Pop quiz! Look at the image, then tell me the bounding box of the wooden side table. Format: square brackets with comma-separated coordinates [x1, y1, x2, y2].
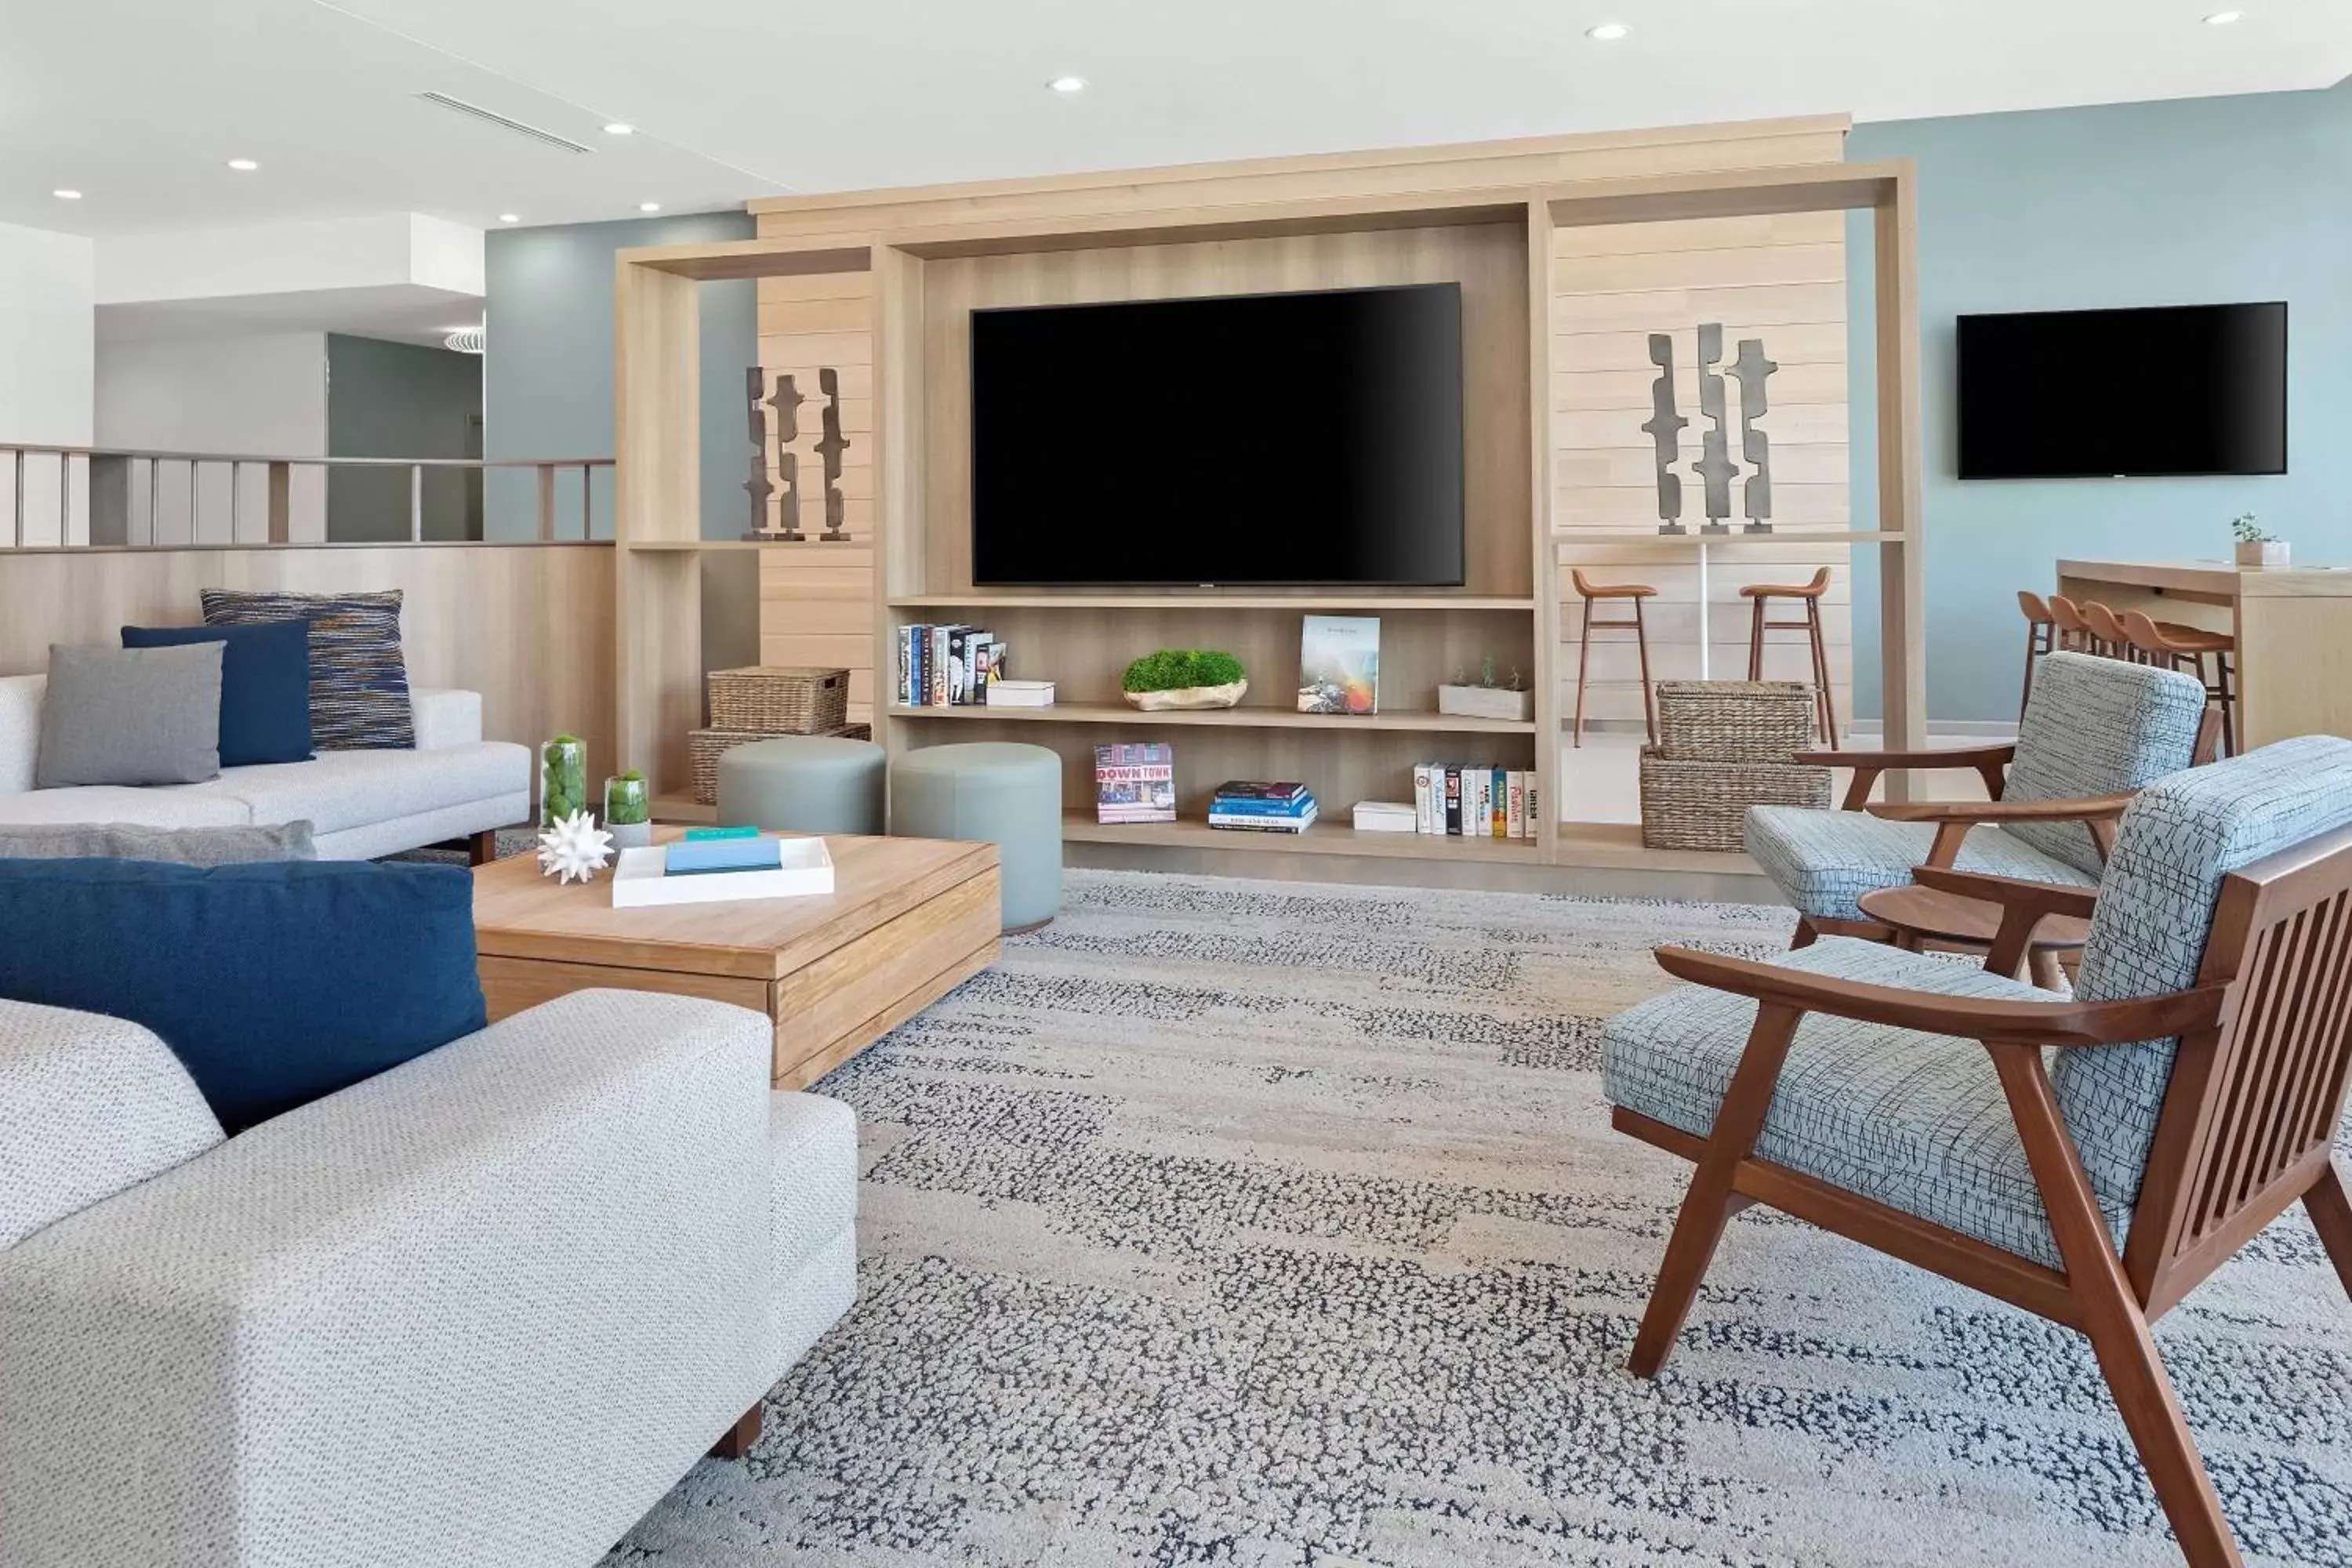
[1857, 883, 2090, 991]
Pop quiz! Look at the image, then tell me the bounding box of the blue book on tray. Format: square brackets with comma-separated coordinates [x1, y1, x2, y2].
[664, 837, 784, 876]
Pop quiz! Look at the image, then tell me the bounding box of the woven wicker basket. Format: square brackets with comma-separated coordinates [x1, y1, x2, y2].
[1654, 681, 1817, 762]
[706, 666, 850, 735]
[1639, 749, 1830, 851]
[688, 722, 873, 807]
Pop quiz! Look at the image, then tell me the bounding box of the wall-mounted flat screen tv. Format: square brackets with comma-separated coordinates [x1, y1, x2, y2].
[1957, 302, 2287, 479]
[971, 283, 1465, 586]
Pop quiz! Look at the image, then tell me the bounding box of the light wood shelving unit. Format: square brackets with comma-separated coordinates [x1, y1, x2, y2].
[613, 156, 1924, 885]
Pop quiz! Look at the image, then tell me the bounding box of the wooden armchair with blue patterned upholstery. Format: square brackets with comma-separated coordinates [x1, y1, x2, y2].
[1605, 735, 2352, 1568]
[1745, 651, 2220, 946]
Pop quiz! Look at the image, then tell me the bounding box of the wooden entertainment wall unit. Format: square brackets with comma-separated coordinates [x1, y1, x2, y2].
[615, 116, 1925, 888]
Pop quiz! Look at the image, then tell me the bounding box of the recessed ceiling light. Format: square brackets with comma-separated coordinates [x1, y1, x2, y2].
[2203, 9, 2243, 20]
[604, 122, 634, 136]
[498, 212, 521, 223]
[1587, 21, 1631, 39]
[1047, 75, 1088, 94]
[52, 188, 82, 201]
[638, 201, 662, 212]
[227, 158, 260, 171]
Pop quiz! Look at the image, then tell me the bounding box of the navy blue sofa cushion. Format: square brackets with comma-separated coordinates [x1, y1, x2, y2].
[0, 858, 485, 1132]
[122, 619, 313, 767]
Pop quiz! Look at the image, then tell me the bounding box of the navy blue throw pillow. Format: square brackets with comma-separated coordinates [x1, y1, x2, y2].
[122, 619, 313, 767]
[0, 858, 485, 1132]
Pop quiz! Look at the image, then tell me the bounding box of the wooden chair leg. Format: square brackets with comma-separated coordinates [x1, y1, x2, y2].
[1633, 596, 1657, 746]
[1747, 595, 1766, 681]
[2018, 622, 2041, 724]
[2216, 654, 2238, 759]
[710, 1403, 763, 1459]
[1789, 915, 1820, 950]
[2305, 1161, 2352, 1301]
[1807, 597, 1838, 750]
[1630, 1003, 1803, 1377]
[1993, 1049, 2246, 1568]
[1573, 597, 1594, 747]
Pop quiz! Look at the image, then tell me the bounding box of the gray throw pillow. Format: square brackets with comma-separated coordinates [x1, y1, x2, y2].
[0, 821, 317, 866]
[34, 643, 225, 788]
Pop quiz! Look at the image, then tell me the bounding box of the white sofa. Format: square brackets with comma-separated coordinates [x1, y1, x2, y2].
[0, 987, 858, 1568]
[0, 673, 529, 859]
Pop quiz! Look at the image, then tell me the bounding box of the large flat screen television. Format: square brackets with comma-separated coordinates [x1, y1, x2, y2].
[971, 283, 1465, 586]
[1957, 302, 2287, 479]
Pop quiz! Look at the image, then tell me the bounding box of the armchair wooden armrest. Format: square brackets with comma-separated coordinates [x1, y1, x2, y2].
[1650, 945, 2224, 1049]
[1804, 743, 2016, 812]
[1862, 789, 2137, 869]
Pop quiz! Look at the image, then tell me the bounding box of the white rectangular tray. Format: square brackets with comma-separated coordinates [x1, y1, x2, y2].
[610, 837, 835, 908]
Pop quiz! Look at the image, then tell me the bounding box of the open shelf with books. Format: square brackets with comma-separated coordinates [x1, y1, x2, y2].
[884, 702, 1537, 735]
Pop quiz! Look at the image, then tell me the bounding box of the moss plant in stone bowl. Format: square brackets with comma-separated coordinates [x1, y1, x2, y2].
[1121, 649, 1248, 712]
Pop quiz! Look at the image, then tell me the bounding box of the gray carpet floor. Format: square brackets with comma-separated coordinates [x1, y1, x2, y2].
[594, 869, 2350, 1566]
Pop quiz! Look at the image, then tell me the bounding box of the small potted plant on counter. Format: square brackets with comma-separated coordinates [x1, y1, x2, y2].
[604, 769, 652, 849]
[1438, 655, 1534, 723]
[2234, 514, 2289, 569]
[1121, 649, 1248, 711]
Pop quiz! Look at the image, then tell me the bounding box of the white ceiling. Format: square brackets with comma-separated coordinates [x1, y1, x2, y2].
[3, 0, 2348, 240]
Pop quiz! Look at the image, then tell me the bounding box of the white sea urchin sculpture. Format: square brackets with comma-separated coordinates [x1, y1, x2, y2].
[537, 809, 615, 884]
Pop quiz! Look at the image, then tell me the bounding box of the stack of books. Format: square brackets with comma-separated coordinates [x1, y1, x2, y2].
[1410, 764, 1540, 840]
[895, 623, 1007, 707]
[1094, 742, 1175, 824]
[1209, 781, 1317, 833]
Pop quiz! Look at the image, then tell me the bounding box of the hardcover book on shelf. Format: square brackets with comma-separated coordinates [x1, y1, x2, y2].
[1413, 764, 1436, 836]
[1296, 615, 1381, 715]
[1209, 779, 1316, 833]
[1094, 742, 1175, 824]
[1210, 780, 1312, 804]
[1208, 801, 1317, 831]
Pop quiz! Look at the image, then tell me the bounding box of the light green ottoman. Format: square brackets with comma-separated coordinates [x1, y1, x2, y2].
[716, 735, 886, 837]
[889, 742, 1062, 931]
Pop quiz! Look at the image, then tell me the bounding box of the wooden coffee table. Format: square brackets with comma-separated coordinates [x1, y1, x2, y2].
[1857, 882, 2089, 991]
[473, 829, 1001, 1087]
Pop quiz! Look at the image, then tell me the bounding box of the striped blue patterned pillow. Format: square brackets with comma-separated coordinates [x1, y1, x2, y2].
[200, 589, 413, 750]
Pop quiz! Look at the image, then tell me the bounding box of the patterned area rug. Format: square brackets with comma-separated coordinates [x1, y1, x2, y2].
[606, 870, 2351, 1567]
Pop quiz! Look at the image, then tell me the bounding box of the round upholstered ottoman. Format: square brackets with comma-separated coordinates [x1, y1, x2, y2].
[889, 742, 1062, 931]
[716, 735, 887, 837]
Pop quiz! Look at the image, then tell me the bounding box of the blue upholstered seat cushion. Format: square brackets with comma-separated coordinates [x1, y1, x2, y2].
[2056, 735, 2352, 1203]
[0, 858, 484, 1132]
[122, 618, 313, 767]
[1604, 937, 2128, 1269]
[1744, 807, 2096, 924]
[1742, 653, 2206, 923]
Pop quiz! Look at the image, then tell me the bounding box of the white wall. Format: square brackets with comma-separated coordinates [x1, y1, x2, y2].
[0, 220, 96, 546]
[94, 332, 329, 542]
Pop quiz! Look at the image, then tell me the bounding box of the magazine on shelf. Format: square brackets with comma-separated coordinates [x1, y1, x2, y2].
[1296, 615, 1381, 715]
[1094, 742, 1175, 824]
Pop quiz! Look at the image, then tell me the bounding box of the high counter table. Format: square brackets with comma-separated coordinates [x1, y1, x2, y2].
[2056, 558, 2352, 748]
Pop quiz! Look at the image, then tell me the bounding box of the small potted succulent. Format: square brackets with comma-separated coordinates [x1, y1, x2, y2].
[2233, 514, 2288, 569]
[539, 735, 586, 829]
[1121, 649, 1248, 711]
[1437, 655, 1534, 723]
[603, 768, 652, 849]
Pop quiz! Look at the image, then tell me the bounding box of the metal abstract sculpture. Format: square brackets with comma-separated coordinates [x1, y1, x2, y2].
[767, 373, 806, 542]
[1641, 333, 1689, 534]
[815, 368, 851, 543]
[1690, 323, 1737, 534]
[742, 367, 775, 539]
[1731, 337, 1778, 533]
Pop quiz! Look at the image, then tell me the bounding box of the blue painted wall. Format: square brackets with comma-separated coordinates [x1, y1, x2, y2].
[1846, 78, 2352, 723]
[481, 210, 756, 542]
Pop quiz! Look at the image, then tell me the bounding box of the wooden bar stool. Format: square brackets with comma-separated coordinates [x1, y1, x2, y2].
[1570, 568, 1658, 747]
[2079, 601, 2136, 661]
[2016, 590, 2057, 721]
[2118, 609, 2238, 757]
[2048, 593, 2100, 655]
[1741, 565, 1838, 748]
